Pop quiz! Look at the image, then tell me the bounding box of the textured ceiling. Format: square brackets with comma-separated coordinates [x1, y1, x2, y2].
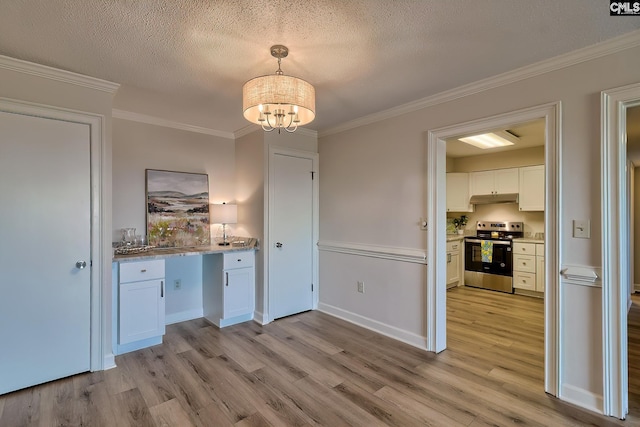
[0, 1, 638, 134]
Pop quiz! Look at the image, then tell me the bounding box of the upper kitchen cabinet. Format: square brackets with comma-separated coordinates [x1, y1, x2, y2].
[446, 172, 473, 212]
[518, 165, 545, 211]
[469, 168, 519, 196]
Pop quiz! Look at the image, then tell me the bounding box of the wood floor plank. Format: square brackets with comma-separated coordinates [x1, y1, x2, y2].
[149, 398, 196, 427]
[373, 385, 468, 427]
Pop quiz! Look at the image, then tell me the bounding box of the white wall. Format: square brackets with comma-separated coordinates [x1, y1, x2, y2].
[318, 43, 640, 411]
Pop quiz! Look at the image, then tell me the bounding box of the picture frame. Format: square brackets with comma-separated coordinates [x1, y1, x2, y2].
[145, 169, 210, 248]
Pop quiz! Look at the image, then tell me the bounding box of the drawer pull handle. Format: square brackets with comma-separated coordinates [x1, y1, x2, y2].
[225, 272, 229, 286]
[141, 269, 147, 273]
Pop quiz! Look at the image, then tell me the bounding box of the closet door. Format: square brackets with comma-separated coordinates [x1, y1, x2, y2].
[0, 111, 91, 394]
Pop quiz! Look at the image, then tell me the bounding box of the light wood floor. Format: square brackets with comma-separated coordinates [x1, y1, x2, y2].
[1, 287, 639, 426]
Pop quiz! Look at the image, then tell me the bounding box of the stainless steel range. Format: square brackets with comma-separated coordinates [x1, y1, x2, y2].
[464, 221, 524, 293]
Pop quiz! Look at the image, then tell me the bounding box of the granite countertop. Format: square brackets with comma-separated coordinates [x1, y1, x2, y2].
[113, 237, 259, 262]
[446, 234, 465, 242]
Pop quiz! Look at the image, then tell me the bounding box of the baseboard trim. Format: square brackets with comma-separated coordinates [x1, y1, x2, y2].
[102, 353, 116, 370]
[318, 240, 426, 264]
[318, 302, 428, 350]
[165, 308, 204, 325]
[560, 383, 604, 415]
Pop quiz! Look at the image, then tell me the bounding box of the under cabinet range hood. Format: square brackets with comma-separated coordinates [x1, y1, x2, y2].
[469, 193, 519, 205]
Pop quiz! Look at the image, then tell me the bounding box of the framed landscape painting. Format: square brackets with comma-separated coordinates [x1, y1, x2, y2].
[146, 169, 210, 247]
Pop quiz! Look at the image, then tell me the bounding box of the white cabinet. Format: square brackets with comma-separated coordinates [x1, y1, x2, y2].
[513, 242, 544, 294]
[446, 173, 473, 212]
[203, 250, 255, 328]
[118, 259, 165, 345]
[469, 168, 519, 196]
[519, 165, 545, 211]
[446, 240, 463, 288]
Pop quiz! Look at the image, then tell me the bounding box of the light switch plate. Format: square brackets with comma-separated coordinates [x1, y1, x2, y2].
[573, 219, 590, 238]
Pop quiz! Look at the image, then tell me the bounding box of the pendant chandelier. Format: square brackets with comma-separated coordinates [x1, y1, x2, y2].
[242, 45, 315, 133]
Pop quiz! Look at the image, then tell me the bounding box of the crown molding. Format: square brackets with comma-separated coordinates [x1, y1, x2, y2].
[320, 29, 640, 138]
[112, 109, 235, 139]
[0, 54, 119, 93]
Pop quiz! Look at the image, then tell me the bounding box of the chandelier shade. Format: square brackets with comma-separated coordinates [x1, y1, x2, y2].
[242, 45, 315, 133]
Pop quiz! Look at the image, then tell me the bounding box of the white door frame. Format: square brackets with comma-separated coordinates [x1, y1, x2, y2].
[263, 145, 319, 323]
[425, 102, 562, 396]
[601, 82, 640, 419]
[0, 97, 109, 371]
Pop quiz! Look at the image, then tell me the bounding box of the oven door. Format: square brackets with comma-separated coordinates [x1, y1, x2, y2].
[464, 238, 513, 276]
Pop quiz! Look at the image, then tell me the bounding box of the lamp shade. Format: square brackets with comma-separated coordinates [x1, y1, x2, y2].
[211, 203, 237, 224]
[243, 74, 316, 126]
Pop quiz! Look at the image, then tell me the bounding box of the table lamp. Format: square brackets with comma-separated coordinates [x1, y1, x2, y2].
[211, 202, 237, 246]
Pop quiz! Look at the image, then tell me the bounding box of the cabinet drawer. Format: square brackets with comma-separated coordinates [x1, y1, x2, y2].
[120, 259, 165, 283]
[513, 254, 536, 273]
[513, 242, 536, 255]
[514, 271, 536, 290]
[446, 241, 461, 252]
[224, 251, 254, 269]
[536, 243, 545, 257]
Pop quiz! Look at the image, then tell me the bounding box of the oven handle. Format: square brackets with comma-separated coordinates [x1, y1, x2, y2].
[465, 238, 512, 245]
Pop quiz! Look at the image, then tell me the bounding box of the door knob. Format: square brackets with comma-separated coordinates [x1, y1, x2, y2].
[75, 261, 87, 269]
[276, 242, 283, 248]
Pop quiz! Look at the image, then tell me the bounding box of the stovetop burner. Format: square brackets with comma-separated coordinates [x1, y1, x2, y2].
[471, 221, 524, 240]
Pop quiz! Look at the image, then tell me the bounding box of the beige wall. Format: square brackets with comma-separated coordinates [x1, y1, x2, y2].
[112, 119, 235, 242]
[318, 44, 640, 408]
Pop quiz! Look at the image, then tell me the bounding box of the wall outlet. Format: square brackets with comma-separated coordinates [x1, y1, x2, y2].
[174, 279, 182, 290]
[357, 281, 365, 293]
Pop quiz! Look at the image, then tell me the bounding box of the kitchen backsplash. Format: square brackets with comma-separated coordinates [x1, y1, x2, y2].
[447, 203, 545, 235]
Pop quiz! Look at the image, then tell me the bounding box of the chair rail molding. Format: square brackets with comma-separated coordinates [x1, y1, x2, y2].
[317, 240, 426, 264]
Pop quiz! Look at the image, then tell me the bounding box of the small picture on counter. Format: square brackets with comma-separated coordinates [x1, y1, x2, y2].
[146, 169, 210, 248]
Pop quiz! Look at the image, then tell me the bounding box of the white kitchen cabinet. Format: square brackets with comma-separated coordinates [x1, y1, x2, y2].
[446, 173, 473, 212]
[446, 240, 463, 288]
[513, 241, 544, 295]
[203, 250, 255, 328]
[519, 165, 545, 211]
[469, 168, 519, 196]
[118, 259, 165, 346]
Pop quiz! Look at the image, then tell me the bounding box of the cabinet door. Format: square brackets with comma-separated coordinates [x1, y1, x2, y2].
[119, 279, 165, 345]
[514, 271, 536, 291]
[446, 173, 473, 212]
[495, 168, 519, 194]
[519, 165, 545, 211]
[446, 251, 460, 286]
[469, 171, 496, 195]
[536, 256, 545, 292]
[224, 268, 253, 319]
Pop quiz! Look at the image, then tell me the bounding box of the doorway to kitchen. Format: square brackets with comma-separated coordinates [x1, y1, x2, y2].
[425, 102, 561, 396]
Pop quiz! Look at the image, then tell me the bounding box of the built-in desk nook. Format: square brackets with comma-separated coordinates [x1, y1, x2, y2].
[111, 239, 258, 355]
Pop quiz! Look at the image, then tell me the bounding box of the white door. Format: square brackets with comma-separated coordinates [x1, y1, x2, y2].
[270, 153, 314, 319]
[0, 111, 91, 394]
